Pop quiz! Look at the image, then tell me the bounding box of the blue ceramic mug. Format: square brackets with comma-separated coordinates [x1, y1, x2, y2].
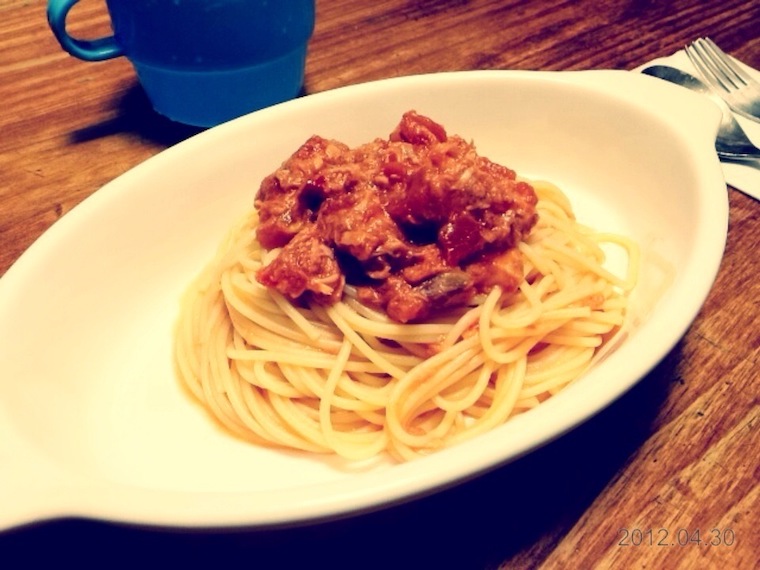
[47, 0, 315, 127]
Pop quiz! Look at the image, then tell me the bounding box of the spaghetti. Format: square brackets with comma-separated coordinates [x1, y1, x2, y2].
[174, 179, 639, 463]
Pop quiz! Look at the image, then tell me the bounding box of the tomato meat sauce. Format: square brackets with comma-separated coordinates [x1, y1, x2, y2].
[254, 111, 538, 323]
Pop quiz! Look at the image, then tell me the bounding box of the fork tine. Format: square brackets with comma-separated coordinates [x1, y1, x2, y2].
[699, 37, 752, 89]
[704, 38, 754, 87]
[685, 42, 724, 90]
[688, 39, 734, 91]
[684, 37, 760, 124]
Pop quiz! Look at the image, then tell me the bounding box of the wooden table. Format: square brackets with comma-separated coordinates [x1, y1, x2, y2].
[1, 1, 758, 568]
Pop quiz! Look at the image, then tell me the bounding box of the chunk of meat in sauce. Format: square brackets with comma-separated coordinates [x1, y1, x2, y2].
[256, 136, 354, 249]
[254, 111, 538, 322]
[257, 227, 344, 302]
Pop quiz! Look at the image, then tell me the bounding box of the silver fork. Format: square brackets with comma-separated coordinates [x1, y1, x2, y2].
[685, 37, 760, 123]
[641, 65, 760, 162]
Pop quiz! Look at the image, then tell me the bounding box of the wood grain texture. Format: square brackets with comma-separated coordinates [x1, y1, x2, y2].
[1, 1, 758, 568]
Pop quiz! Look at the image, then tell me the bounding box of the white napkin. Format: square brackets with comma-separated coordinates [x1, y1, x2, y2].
[635, 50, 760, 201]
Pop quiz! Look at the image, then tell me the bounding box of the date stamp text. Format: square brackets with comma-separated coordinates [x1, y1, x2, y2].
[618, 528, 736, 548]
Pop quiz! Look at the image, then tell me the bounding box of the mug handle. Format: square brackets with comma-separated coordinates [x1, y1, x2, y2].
[47, 0, 123, 61]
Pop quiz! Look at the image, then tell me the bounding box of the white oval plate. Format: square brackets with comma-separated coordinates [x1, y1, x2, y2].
[0, 70, 727, 530]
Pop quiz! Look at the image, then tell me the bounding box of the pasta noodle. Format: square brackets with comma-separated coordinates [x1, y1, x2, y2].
[174, 180, 639, 463]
